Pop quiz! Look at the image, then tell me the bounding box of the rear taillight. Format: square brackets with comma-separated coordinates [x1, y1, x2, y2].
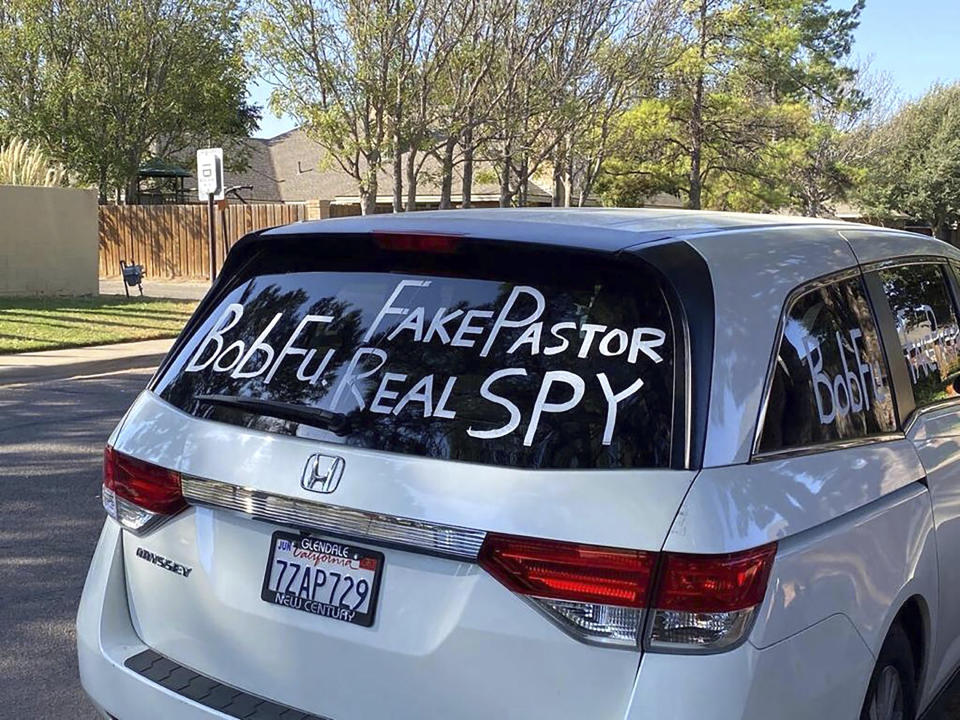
[102, 446, 186, 533]
[646, 544, 777, 652]
[479, 534, 656, 646]
[479, 532, 776, 651]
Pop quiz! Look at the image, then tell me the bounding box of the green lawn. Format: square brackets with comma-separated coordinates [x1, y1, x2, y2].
[0, 296, 198, 353]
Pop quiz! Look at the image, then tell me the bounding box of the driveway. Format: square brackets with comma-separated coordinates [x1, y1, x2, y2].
[0, 368, 153, 719]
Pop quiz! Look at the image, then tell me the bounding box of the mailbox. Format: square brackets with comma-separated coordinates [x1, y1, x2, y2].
[120, 260, 145, 297]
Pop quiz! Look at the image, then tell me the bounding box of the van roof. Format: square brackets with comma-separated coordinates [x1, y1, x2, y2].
[259, 207, 907, 254]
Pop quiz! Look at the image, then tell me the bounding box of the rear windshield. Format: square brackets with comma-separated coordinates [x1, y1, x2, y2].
[154, 249, 680, 469]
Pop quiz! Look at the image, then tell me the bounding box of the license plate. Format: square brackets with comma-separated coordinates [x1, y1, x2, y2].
[260, 530, 383, 627]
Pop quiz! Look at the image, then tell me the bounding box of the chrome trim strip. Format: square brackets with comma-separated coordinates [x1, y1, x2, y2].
[903, 397, 960, 436]
[180, 475, 486, 561]
[858, 254, 950, 273]
[750, 433, 904, 463]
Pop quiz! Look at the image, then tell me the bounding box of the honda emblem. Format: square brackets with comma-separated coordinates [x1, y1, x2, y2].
[301, 454, 346, 494]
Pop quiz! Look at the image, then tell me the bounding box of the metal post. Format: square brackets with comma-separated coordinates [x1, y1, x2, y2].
[220, 202, 229, 264]
[207, 192, 217, 282]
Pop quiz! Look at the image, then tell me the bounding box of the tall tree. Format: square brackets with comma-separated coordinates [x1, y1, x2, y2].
[857, 83, 960, 241]
[403, 0, 498, 211]
[772, 64, 893, 216]
[484, 0, 623, 207]
[598, 0, 863, 210]
[250, 0, 422, 215]
[552, 0, 678, 207]
[0, 0, 257, 202]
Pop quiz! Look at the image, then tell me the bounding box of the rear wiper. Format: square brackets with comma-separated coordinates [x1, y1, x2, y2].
[194, 394, 352, 435]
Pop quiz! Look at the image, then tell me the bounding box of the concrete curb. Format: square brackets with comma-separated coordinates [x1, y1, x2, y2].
[0, 339, 174, 386]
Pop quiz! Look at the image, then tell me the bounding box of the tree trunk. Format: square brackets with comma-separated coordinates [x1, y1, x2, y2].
[439, 135, 457, 209]
[123, 148, 140, 205]
[688, 84, 704, 209]
[360, 171, 378, 215]
[98, 165, 108, 204]
[500, 141, 512, 208]
[360, 151, 380, 215]
[125, 176, 139, 206]
[392, 148, 403, 213]
[579, 155, 601, 207]
[517, 154, 529, 207]
[687, 0, 708, 211]
[405, 150, 418, 212]
[936, 219, 953, 244]
[461, 123, 474, 209]
[552, 145, 564, 207]
[569, 151, 579, 207]
[392, 89, 404, 213]
[359, 188, 375, 215]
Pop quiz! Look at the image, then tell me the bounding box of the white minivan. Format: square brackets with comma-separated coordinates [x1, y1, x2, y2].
[78, 209, 960, 720]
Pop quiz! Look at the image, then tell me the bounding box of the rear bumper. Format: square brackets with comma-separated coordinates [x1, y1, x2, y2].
[77, 520, 215, 719]
[79, 520, 876, 720]
[77, 520, 319, 720]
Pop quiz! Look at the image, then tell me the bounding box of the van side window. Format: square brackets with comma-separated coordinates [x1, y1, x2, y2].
[758, 276, 897, 453]
[878, 263, 960, 407]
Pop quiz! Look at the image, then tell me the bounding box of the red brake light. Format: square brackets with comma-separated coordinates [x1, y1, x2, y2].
[478, 533, 656, 608]
[373, 232, 460, 254]
[103, 446, 186, 515]
[653, 544, 777, 613]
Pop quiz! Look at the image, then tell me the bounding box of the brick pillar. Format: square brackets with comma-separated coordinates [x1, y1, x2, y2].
[305, 199, 331, 220]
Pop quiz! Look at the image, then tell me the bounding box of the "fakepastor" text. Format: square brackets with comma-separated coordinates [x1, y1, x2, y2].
[183, 280, 667, 446]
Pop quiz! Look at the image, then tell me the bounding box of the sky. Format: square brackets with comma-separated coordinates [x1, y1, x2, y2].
[249, 0, 960, 139]
[835, 0, 960, 101]
[250, 80, 293, 139]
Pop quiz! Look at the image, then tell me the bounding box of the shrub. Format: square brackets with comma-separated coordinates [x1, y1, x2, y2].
[0, 138, 67, 186]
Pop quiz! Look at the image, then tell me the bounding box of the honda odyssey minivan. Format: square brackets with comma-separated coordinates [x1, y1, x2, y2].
[78, 208, 960, 720]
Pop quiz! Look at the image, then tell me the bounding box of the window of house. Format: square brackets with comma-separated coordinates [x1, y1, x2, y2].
[758, 275, 897, 454]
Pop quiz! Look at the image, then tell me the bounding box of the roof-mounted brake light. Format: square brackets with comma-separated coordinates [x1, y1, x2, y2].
[373, 232, 460, 254]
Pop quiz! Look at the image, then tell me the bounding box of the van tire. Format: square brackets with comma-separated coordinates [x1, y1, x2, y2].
[861, 622, 917, 720]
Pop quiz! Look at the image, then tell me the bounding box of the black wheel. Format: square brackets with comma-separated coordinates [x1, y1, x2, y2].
[861, 622, 917, 720]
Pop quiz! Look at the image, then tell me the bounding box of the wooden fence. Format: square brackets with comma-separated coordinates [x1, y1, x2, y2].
[99, 203, 307, 279]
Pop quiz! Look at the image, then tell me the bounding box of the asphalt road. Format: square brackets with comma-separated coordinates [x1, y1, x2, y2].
[3, 366, 960, 719]
[0, 368, 152, 719]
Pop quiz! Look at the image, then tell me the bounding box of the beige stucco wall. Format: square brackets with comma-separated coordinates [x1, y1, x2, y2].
[0, 186, 98, 296]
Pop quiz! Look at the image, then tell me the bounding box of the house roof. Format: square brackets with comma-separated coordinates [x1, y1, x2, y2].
[223, 128, 554, 204]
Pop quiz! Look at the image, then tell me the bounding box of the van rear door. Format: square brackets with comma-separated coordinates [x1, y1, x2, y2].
[115, 232, 700, 720]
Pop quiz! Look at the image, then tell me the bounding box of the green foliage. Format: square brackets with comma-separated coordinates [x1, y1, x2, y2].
[0, 0, 258, 201]
[247, 0, 422, 213]
[597, 0, 865, 213]
[857, 84, 960, 239]
[0, 138, 67, 186]
[247, 0, 670, 211]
